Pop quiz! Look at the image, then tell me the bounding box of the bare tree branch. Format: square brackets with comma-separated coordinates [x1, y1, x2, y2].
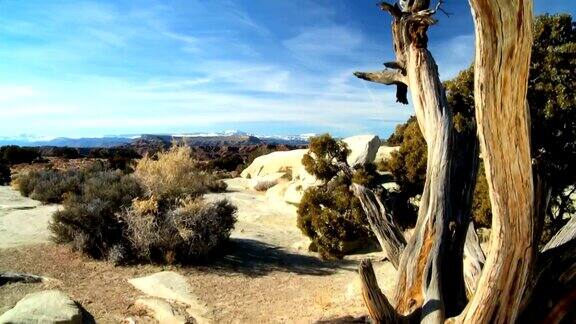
[379, 2, 403, 18]
[354, 70, 408, 104]
[359, 259, 415, 324]
[0, 272, 45, 286]
[352, 184, 407, 268]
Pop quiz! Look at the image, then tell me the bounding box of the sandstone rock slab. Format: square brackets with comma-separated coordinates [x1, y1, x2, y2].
[128, 271, 212, 324]
[0, 290, 82, 324]
[240, 149, 310, 179]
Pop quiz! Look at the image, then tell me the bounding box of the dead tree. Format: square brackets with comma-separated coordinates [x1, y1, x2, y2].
[354, 0, 576, 322]
[452, 0, 535, 322]
[354, 1, 477, 321]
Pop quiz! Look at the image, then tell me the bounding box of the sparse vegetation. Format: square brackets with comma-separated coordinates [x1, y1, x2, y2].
[45, 145, 236, 264]
[88, 147, 141, 173]
[16, 169, 83, 203]
[49, 170, 143, 259]
[13, 161, 109, 203]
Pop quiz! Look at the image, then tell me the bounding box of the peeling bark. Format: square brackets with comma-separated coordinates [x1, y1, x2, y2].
[456, 0, 535, 323]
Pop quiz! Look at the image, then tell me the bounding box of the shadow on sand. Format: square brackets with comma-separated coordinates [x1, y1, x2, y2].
[195, 238, 357, 277]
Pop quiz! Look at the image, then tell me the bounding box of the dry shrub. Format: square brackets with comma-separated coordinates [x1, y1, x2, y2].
[45, 145, 237, 265]
[120, 197, 237, 263]
[15, 169, 84, 203]
[250, 177, 282, 191]
[49, 170, 143, 260]
[135, 145, 227, 201]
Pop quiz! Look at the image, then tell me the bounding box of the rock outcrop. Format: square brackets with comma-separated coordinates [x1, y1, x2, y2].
[0, 290, 82, 324]
[240, 149, 313, 181]
[342, 135, 381, 167]
[241, 135, 394, 205]
[241, 149, 319, 204]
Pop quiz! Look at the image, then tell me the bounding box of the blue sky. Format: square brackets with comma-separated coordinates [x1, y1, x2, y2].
[0, 1, 574, 139]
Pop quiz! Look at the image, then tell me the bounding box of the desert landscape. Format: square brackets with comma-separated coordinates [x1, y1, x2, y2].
[1, 1, 575, 323]
[0, 138, 399, 323]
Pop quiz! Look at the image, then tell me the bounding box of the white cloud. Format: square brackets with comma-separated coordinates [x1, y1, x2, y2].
[284, 25, 364, 56]
[0, 85, 36, 102]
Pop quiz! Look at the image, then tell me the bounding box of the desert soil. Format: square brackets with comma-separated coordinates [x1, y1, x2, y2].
[0, 180, 396, 323]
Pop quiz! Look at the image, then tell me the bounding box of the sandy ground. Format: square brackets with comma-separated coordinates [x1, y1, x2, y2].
[0, 180, 397, 323]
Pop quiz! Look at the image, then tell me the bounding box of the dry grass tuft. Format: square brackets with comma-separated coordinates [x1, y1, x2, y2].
[135, 146, 226, 201]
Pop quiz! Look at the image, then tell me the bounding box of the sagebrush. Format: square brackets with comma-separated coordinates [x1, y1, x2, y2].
[47, 145, 236, 264]
[119, 197, 237, 263]
[135, 145, 227, 201]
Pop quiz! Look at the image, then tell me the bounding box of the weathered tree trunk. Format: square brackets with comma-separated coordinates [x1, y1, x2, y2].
[353, 184, 407, 268]
[454, 0, 535, 323]
[354, 2, 476, 322]
[354, 181, 486, 298]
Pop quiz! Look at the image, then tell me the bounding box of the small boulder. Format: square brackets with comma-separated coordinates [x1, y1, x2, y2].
[342, 135, 381, 166]
[0, 290, 82, 324]
[375, 145, 400, 164]
[241, 149, 311, 179]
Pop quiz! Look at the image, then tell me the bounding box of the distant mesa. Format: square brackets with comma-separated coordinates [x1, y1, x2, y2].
[0, 131, 313, 148]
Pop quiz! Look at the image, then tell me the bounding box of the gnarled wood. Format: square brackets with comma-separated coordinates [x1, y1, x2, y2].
[359, 259, 415, 324]
[353, 71, 408, 104]
[354, 2, 475, 322]
[0, 272, 45, 286]
[457, 0, 535, 323]
[352, 184, 407, 268]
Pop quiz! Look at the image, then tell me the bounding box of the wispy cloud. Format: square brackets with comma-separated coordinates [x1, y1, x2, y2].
[1, 0, 571, 138]
[284, 25, 364, 56]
